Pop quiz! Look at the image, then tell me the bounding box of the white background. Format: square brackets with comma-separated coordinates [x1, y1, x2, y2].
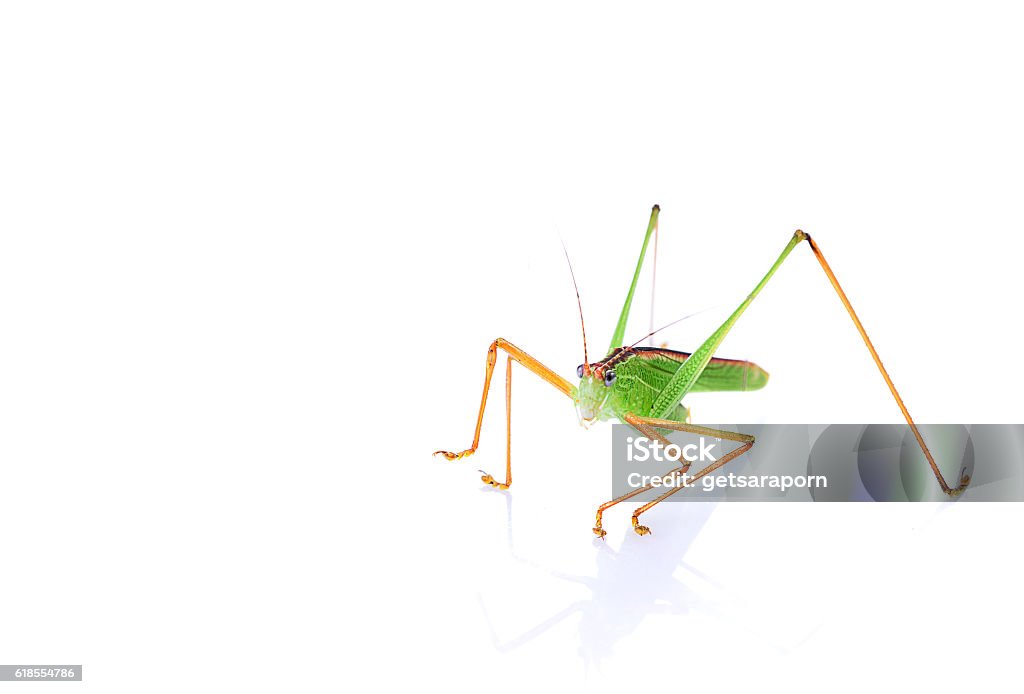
[1, 2, 1023, 692]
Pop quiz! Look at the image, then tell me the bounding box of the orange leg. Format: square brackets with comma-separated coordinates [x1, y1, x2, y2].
[804, 235, 970, 496]
[627, 416, 754, 535]
[479, 357, 513, 489]
[592, 414, 754, 538]
[434, 338, 574, 489]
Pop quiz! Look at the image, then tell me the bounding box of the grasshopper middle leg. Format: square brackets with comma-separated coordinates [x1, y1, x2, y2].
[592, 415, 754, 537]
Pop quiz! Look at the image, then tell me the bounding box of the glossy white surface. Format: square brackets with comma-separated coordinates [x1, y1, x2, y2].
[2, 2, 1022, 692]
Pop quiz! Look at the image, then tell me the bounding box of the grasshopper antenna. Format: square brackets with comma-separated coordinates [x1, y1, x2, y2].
[626, 307, 716, 350]
[561, 241, 591, 376]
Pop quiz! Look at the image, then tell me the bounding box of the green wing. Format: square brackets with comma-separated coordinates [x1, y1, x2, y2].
[630, 347, 769, 393]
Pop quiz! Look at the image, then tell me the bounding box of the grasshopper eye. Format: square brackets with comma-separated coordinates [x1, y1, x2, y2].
[604, 370, 616, 387]
[577, 364, 585, 378]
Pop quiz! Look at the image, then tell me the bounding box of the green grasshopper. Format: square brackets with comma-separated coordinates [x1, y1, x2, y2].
[434, 206, 970, 537]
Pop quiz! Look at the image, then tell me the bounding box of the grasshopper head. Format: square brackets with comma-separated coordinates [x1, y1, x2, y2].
[574, 363, 614, 427]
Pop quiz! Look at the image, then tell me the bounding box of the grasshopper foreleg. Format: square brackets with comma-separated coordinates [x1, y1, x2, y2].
[433, 338, 574, 490]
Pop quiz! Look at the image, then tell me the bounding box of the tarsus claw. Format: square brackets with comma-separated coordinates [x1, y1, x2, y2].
[480, 471, 509, 490]
[433, 449, 472, 461]
[632, 517, 651, 536]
